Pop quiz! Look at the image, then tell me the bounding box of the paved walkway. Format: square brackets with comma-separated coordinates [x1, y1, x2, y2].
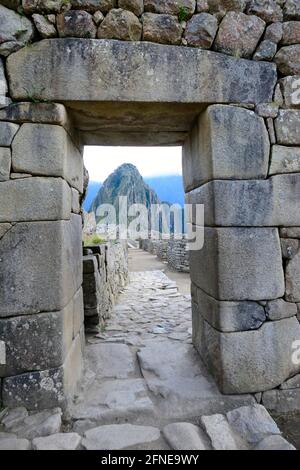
[0, 269, 295, 450]
[69, 270, 293, 450]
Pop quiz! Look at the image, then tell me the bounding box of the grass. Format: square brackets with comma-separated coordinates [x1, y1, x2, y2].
[83, 234, 106, 246]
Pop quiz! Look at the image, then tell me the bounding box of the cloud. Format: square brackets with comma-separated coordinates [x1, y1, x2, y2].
[83, 146, 182, 182]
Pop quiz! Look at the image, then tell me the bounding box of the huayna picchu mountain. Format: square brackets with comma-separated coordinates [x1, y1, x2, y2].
[89, 164, 161, 221]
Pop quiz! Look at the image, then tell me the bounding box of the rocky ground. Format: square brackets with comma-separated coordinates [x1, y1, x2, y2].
[0, 264, 296, 450]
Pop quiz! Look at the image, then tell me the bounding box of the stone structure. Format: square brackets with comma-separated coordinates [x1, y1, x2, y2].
[0, 1, 300, 412]
[140, 237, 190, 273]
[83, 241, 128, 329]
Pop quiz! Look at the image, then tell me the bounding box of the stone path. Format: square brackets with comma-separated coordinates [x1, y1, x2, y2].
[0, 270, 295, 450]
[70, 271, 295, 450]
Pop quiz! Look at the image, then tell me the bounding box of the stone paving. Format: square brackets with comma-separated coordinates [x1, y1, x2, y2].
[70, 270, 295, 450]
[0, 270, 296, 450]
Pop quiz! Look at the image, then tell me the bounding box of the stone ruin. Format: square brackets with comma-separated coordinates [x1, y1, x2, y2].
[0, 0, 300, 415]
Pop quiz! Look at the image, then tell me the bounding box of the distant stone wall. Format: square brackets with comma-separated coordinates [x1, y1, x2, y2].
[82, 241, 128, 329]
[167, 239, 190, 273]
[140, 237, 190, 273]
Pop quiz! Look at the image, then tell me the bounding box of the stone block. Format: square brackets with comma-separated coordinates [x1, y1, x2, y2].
[142, 13, 182, 45]
[97, 8, 142, 41]
[270, 145, 300, 175]
[32, 13, 57, 39]
[193, 312, 300, 393]
[162, 422, 209, 450]
[0, 215, 83, 316]
[182, 105, 269, 192]
[7, 39, 277, 105]
[71, 188, 80, 214]
[280, 373, 300, 390]
[32, 432, 82, 450]
[12, 123, 83, 192]
[144, 0, 195, 16]
[0, 5, 34, 57]
[275, 109, 300, 145]
[119, 0, 144, 17]
[280, 227, 300, 238]
[285, 249, 300, 301]
[0, 301, 74, 377]
[254, 435, 295, 450]
[70, 0, 116, 14]
[262, 388, 300, 413]
[83, 255, 98, 274]
[0, 147, 11, 181]
[0, 102, 70, 127]
[266, 299, 297, 320]
[194, 285, 266, 332]
[226, 404, 280, 444]
[0, 58, 7, 105]
[185, 174, 300, 227]
[284, 0, 300, 20]
[73, 288, 84, 339]
[184, 13, 217, 48]
[253, 40, 277, 61]
[280, 75, 300, 108]
[282, 21, 300, 45]
[82, 424, 161, 450]
[2, 333, 83, 410]
[0, 177, 71, 222]
[189, 227, 284, 301]
[0, 121, 19, 146]
[280, 238, 299, 259]
[201, 414, 240, 450]
[275, 45, 300, 75]
[214, 12, 265, 59]
[57, 10, 97, 38]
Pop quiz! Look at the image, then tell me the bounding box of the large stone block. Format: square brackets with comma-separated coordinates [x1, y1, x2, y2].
[280, 75, 300, 108]
[193, 284, 266, 333]
[182, 105, 270, 192]
[144, 0, 195, 16]
[270, 145, 300, 175]
[142, 13, 183, 45]
[275, 45, 300, 75]
[0, 177, 71, 222]
[0, 301, 73, 377]
[285, 249, 300, 302]
[97, 8, 142, 41]
[193, 311, 300, 394]
[189, 227, 284, 301]
[0, 215, 82, 316]
[0, 147, 11, 181]
[12, 124, 83, 192]
[275, 109, 300, 145]
[0, 102, 70, 127]
[185, 173, 300, 227]
[0, 5, 34, 57]
[214, 11, 265, 59]
[0, 58, 7, 106]
[7, 39, 277, 105]
[2, 332, 84, 410]
[0, 122, 19, 146]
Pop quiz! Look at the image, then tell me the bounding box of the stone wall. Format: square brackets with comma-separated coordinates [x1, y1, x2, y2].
[140, 237, 190, 273]
[0, 106, 85, 411]
[167, 239, 189, 273]
[83, 241, 128, 329]
[1, 0, 300, 412]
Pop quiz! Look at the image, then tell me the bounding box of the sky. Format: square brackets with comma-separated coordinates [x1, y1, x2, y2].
[83, 146, 182, 182]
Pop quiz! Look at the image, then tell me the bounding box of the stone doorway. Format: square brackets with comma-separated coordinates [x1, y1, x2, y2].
[1, 37, 300, 417]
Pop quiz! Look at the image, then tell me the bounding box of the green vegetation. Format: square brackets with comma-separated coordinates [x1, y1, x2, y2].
[83, 234, 106, 246]
[178, 6, 189, 22]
